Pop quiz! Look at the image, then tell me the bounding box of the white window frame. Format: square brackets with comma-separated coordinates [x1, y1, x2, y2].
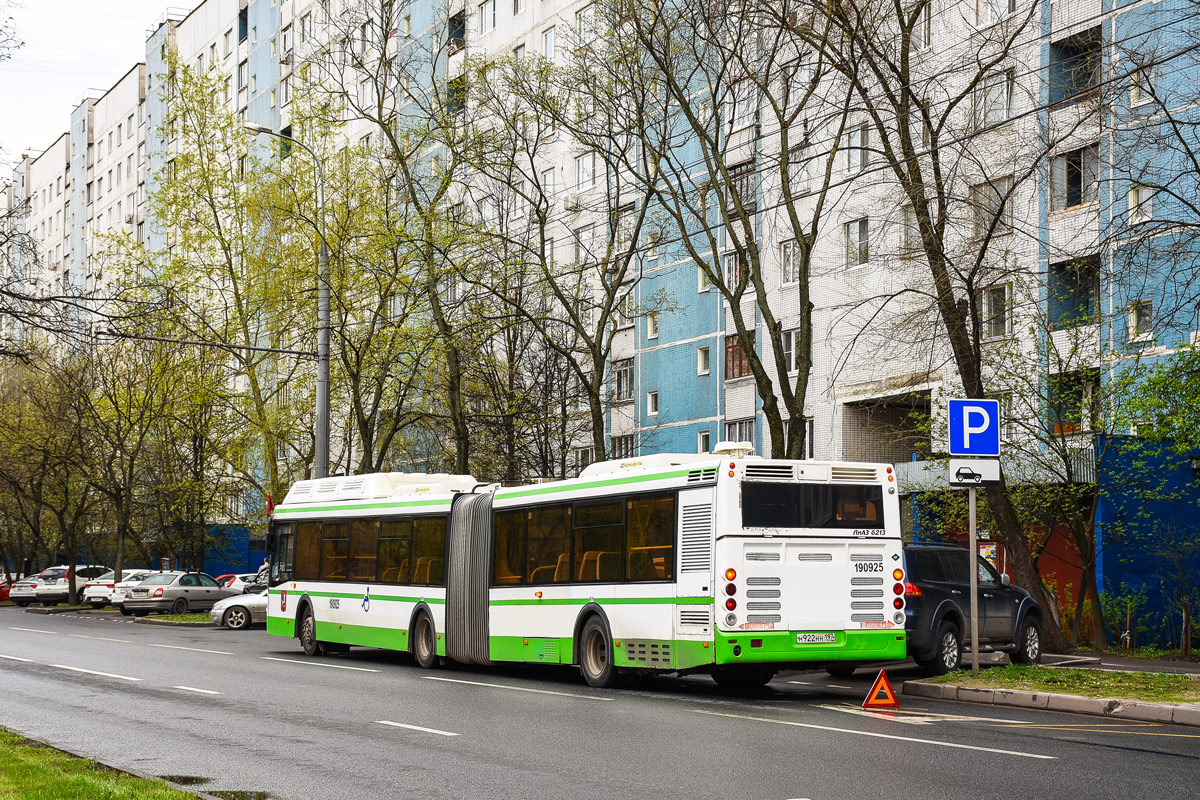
[698, 266, 712, 293]
[901, 205, 921, 256]
[780, 239, 800, 285]
[480, 0, 496, 34]
[1050, 144, 1100, 212]
[646, 391, 659, 416]
[697, 346, 711, 375]
[541, 167, 556, 201]
[611, 358, 634, 402]
[514, 0, 526, 14]
[646, 311, 659, 339]
[1129, 299, 1154, 341]
[975, 70, 1014, 128]
[729, 80, 758, 134]
[543, 27, 555, 59]
[981, 283, 1011, 339]
[1129, 184, 1152, 224]
[846, 124, 869, 171]
[1130, 65, 1153, 107]
[698, 429, 712, 454]
[575, 151, 595, 190]
[610, 434, 635, 459]
[972, 176, 1013, 237]
[725, 417, 755, 445]
[782, 328, 802, 373]
[976, 0, 1016, 27]
[844, 218, 869, 268]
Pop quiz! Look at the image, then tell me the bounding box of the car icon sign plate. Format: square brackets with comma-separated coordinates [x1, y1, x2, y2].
[947, 458, 1001, 488]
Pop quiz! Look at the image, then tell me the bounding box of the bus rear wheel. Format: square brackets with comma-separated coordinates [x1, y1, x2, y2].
[412, 614, 437, 669]
[299, 606, 325, 657]
[579, 617, 625, 688]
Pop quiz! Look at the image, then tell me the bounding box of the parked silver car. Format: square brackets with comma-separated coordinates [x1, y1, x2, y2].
[210, 590, 268, 629]
[122, 572, 237, 615]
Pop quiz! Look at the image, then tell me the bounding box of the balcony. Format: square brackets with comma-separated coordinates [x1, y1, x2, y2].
[1051, 0, 1101, 41]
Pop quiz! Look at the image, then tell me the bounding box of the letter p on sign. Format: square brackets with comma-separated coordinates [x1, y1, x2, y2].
[948, 399, 1000, 457]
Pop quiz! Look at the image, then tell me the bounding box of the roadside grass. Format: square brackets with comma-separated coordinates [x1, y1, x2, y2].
[929, 664, 1200, 703]
[1077, 644, 1200, 663]
[148, 613, 212, 622]
[0, 727, 197, 799]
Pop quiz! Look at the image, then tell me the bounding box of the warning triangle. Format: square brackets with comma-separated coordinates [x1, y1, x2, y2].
[861, 668, 900, 710]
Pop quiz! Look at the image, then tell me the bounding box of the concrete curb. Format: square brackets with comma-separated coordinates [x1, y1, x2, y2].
[904, 678, 1200, 727]
[24, 607, 94, 615]
[131, 617, 215, 627]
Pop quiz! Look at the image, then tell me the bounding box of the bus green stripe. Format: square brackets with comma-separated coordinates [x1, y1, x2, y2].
[271, 589, 445, 604]
[495, 468, 697, 499]
[488, 596, 712, 606]
[274, 498, 452, 514]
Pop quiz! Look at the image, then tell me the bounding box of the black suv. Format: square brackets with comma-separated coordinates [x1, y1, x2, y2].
[903, 544, 1043, 674]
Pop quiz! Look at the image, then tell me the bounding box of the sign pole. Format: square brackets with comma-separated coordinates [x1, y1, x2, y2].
[968, 486, 979, 673]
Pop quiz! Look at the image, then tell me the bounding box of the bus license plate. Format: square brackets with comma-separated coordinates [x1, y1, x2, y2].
[796, 633, 836, 644]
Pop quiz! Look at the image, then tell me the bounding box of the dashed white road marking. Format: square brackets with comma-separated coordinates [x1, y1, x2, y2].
[692, 709, 1056, 759]
[827, 684, 852, 689]
[174, 686, 221, 695]
[0, 654, 33, 662]
[787, 680, 814, 685]
[8, 626, 55, 634]
[49, 664, 142, 682]
[150, 643, 233, 655]
[69, 634, 132, 643]
[817, 704, 1033, 726]
[376, 720, 460, 737]
[422, 675, 613, 701]
[260, 656, 379, 672]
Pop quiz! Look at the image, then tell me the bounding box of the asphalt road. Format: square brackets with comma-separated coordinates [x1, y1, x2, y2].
[1, 605, 1197, 800]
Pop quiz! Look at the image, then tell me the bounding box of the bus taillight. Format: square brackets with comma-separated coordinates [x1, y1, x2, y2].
[724, 583, 737, 596]
[892, 583, 904, 595]
[724, 568, 736, 581]
[893, 598, 903, 609]
[892, 568, 904, 581]
[725, 598, 736, 611]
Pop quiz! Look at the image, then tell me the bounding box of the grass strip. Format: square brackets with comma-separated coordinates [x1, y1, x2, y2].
[0, 727, 198, 799]
[929, 664, 1200, 703]
[148, 613, 212, 623]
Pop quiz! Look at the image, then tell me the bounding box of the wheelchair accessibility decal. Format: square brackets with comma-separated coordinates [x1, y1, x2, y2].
[362, 586, 370, 613]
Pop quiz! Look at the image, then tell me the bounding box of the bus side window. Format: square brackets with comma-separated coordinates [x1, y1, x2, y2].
[349, 518, 379, 581]
[320, 522, 349, 580]
[295, 522, 320, 581]
[271, 523, 295, 584]
[626, 494, 675, 581]
[378, 519, 411, 583]
[412, 516, 447, 586]
[526, 504, 571, 584]
[493, 510, 525, 585]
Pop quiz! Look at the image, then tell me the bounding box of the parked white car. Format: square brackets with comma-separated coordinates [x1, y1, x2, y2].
[210, 589, 268, 629]
[114, 570, 181, 614]
[83, 569, 155, 608]
[9, 567, 66, 607]
[33, 565, 109, 605]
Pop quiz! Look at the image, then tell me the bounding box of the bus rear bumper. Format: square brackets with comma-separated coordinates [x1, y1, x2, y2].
[714, 629, 906, 665]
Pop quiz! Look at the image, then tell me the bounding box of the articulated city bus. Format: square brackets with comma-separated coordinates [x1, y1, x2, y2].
[265, 446, 907, 688]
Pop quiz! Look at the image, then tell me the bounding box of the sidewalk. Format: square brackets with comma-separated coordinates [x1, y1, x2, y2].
[904, 651, 1200, 727]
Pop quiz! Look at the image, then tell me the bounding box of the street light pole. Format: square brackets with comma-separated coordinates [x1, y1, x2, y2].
[246, 123, 330, 479]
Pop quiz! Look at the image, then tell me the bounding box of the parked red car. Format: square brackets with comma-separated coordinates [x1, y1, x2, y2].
[0, 578, 13, 602]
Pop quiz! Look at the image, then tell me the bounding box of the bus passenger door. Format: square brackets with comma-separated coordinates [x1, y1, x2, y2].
[675, 488, 715, 640]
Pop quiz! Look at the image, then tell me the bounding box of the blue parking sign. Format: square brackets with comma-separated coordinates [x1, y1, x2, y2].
[948, 399, 1000, 456]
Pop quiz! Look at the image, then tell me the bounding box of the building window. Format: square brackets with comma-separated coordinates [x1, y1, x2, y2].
[1050, 145, 1099, 211]
[723, 251, 746, 288]
[910, 1, 932, 50]
[646, 391, 659, 416]
[1129, 300, 1154, 340]
[698, 266, 712, 293]
[1047, 369, 1099, 436]
[698, 430, 711, 454]
[611, 358, 634, 402]
[513, 43, 525, 60]
[610, 434, 634, 459]
[514, 0, 526, 13]
[576, 4, 596, 43]
[1129, 184, 1152, 224]
[975, 69, 1014, 128]
[697, 346, 711, 375]
[572, 446, 594, 475]
[780, 240, 800, 284]
[1048, 255, 1100, 329]
[725, 333, 754, 380]
[725, 417, 755, 445]
[543, 27, 555, 58]
[901, 205, 921, 256]
[981, 284, 1010, 339]
[845, 124, 869, 171]
[646, 312, 659, 340]
[225, 29, 233, 54]
[976, 0, 1016, 26]
[727, 161, 756, 213]
[1130, 65, 1152, 106]
[575, 152, 595, 190]
[238, 60, 248, 88]
[1049, 28, 1101, 103]
[781, 328, 805, 372]
[729, 80, 757, 133]
[480, 0, 495, 34]
[844, 218, 869, 267]
[971, 176, 1013, 237]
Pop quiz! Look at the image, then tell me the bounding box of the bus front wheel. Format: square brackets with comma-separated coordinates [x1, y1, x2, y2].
[299, 607, 325, 657]
[579, 616, 625, 689]
[412, 614, 437, 669]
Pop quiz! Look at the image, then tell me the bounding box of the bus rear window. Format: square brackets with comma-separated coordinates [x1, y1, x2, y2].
[742, 483, 884, 529]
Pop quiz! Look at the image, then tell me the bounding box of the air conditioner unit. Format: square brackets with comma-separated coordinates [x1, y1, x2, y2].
[124, 214, 134, 224]
[448, 37, 464, 55]
[280, 51, 293, 66]
[563, 193, 582, 211]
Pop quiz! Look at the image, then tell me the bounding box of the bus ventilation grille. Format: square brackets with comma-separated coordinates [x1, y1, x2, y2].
[796, 553, 832, 562]
[687, 467, 718, 483]
[539, 640, 557, 662]
[747, 614, 782, 624]
[850, 553, 883, 562]
[746, 576, 781, 586]
[851, 613, 885, 622]
[850, 577, 883, 585]
[679, 608, 712, 627]
[744, 464, 794, 481]
[851, 589, 884, 598]
[745, 552, 781, 561]
[747, 601, 782, 611]
[746, 589, 781, 599]
[624, 641, 672, 666]
[680, 504, 713, 573]
[831, 466, 877, 481]
[851, 601, 885, 610]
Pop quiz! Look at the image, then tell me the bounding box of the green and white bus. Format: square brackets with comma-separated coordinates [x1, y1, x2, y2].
[265, 447, 907, 688]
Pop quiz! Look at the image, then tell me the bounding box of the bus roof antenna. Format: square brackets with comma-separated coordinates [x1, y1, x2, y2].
[712, 440, 754, 458]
